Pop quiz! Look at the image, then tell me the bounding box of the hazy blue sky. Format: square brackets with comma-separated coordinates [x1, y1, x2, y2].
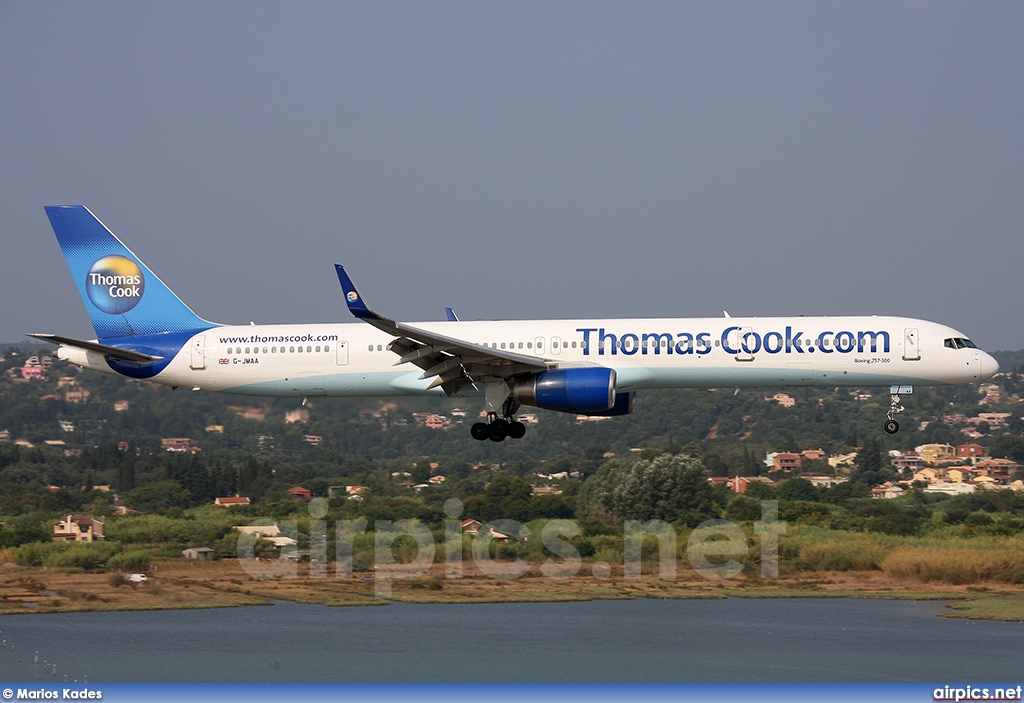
[2, 2, 1022, 350]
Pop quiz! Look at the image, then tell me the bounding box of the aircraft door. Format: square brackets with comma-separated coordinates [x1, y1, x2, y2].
[534, 337, 545, 356]
[190, 335, 206, 370]
[550, 336, 562, 355]
[336, 341, 349, 365]
[902, 328, 920, 361]
[729, 326, 754, 362]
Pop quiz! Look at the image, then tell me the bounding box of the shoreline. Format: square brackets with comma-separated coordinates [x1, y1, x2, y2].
[3, 560, 1024, 621]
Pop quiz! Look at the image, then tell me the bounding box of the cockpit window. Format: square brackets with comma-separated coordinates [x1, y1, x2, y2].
[945, 337, 977, 350]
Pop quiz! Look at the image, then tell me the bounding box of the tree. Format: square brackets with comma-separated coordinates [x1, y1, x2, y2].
[777, 477, 819, 502]
[578, 452, 715, 525]
[475, 475, 533, 522]
[125, 480, 193, 513]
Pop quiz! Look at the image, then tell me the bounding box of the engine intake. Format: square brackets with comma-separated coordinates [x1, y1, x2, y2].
[513, 368, 617, 414]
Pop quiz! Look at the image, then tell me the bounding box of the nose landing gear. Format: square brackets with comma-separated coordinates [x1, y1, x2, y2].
[885, 385, 913, 434]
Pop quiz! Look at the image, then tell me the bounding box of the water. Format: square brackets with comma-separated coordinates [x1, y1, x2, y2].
[0, 598, 1021, 682]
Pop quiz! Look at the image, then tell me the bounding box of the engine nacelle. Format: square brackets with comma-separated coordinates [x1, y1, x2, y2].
[513, 368, 616, 414]
[578, 390, 635, 417]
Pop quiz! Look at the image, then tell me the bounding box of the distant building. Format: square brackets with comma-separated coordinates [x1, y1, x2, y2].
[772, 453, 802, 473]
[285, 408, 310, 424]
[915, 444, 957, 465]
[161, 438, 194, 453]
[957, 444, 986, 459]
[411, 412, 449, 429]
[766, 393, 795, 407]
[799, 474, 847, 488]
[113, 400, 130, 412]
[924, 483, 976, 495]
[871, 483, 905, 500]
[973, 458, 1020, 482]
[230, 406, 266, 421]
[303, 435, 323, 446]
[21, 366, 45, 380]
[707, 476, 777, 493]
[213, 496, 252, 507]
[286, 486, 314, 501]
[53, 515, 105, 542]
[891, 452, 925, 472]
[65, 388, 91, 403]
[234, 524, 281, 538]
[182, 547, 216, 560]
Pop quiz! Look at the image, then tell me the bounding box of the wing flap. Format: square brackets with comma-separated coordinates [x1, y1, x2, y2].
[335, 265, 551, 395]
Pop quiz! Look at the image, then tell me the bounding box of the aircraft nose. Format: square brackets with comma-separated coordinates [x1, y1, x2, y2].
[980, 352, 1000, 379]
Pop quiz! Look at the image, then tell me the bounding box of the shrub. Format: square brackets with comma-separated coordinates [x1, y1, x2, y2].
[106, 549, 152, 572]
[880, 546, 1024, 584]
[43, 542, 120, 570]
[796, 539, 888, 571]
[14, 541, 69, 566]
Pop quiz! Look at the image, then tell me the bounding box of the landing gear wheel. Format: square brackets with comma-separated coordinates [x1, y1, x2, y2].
[470, 422, 491, 441]
[507, 421, 526, 439]
[884, 420, 899, 434]
[489, 419, 509, 442]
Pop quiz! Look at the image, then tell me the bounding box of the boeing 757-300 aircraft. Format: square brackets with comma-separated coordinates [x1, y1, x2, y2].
[31, 205, 999, 442]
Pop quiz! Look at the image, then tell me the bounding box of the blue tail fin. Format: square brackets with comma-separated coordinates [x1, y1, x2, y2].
[45, 205, 213, 340]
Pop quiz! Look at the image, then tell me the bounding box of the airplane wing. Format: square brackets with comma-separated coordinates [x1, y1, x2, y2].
[26, 333, 165, 363]
[335, 265, 550, 395]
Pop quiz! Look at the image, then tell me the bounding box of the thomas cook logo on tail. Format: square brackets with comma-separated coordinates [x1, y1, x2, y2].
[86, 255, 145, 314]
[346, 291, 359, 303]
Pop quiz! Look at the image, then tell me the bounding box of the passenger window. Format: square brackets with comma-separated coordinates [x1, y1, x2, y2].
[572, 341, 577, 348]
[262, 347, 268, 354]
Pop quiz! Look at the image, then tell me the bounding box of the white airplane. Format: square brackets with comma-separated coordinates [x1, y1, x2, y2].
[32, 205, 999, 442]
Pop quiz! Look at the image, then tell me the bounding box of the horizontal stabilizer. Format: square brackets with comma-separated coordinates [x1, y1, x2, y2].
[26, 334, 164, 363]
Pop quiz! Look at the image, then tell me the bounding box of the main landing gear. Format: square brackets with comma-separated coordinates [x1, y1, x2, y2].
[471, 413, 527, 442]
[884, 385, 912, 434]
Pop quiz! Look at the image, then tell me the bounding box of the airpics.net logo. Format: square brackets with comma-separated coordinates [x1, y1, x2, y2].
[85, 255, 145, 315]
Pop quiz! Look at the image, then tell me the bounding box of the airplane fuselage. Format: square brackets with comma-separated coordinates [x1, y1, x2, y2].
[58, 315, 996, 398]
